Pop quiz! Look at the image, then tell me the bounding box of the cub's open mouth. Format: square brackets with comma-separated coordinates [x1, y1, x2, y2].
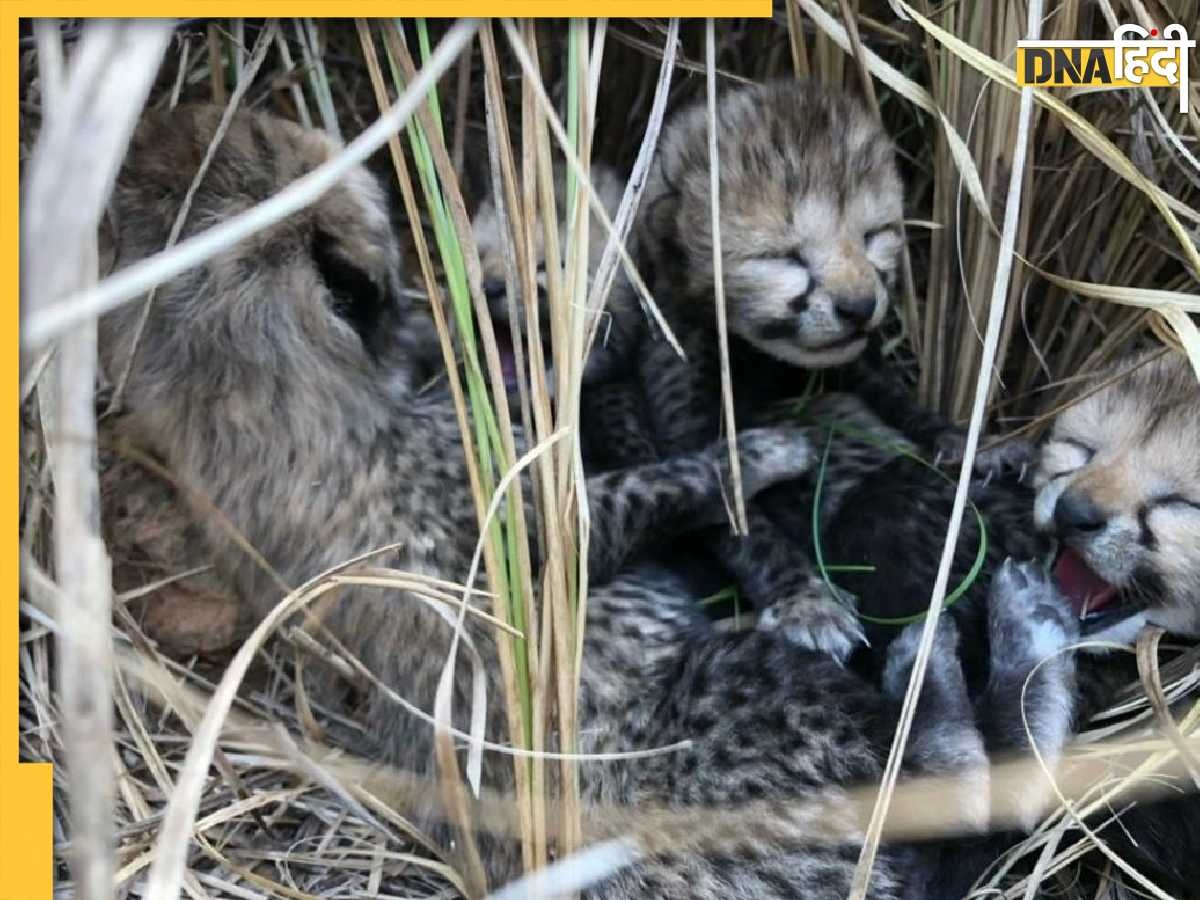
[493, 324, 520, 392]
[1052, 545, 1137, 630]
[812, 332, 868, 353]
[490, 318, 553, 395]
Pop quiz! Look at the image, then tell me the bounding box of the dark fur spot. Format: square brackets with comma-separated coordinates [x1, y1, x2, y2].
[312, 229, 386, 356]
[789, 292, 811, 314]
[1137, 505, 1158, 549]
[679, 751, 699, 775]
[757, 319, 800, 342]
[711, 746, 734, 771]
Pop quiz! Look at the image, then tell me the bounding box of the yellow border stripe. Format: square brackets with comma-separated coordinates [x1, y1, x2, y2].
[4, 9, 53, 899]
[7, 4, 771, 16]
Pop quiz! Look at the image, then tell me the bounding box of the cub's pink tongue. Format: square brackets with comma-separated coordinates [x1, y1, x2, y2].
[1054, 547, 1118, 615]
[494, 327, 518, 390]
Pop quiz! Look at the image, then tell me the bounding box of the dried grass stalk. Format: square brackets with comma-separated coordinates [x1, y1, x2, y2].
[850, 1, 1043, 893]
[20, 19, 173, 900]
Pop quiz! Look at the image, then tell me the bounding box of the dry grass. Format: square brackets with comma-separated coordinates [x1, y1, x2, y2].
[16, 11, 1200, 900]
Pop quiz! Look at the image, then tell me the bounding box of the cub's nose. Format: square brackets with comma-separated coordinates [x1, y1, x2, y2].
[833, 293, 878, 328]
[1053, 490, 1108, 535]
[483, 279, 507, 302]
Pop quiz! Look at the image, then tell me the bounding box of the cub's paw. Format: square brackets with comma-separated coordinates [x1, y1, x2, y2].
[881, 617, 961, 698]
[934, 430, 1037, 482]
[988, 558, 1079, 669]
[717, 427, 817, 497]
[988, 559, 1079, 829]
[975, 437, 1038, 481]
[884, 618, 990, 828]
[757, 575, 866, 662]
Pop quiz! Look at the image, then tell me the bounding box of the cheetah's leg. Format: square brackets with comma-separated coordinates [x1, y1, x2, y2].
[710, 510, 866, 662]
[882, 618, 992, 900]
[635, 320, 725, 456]
[882, 617, 989, 831]
[845, 356, 1036, 479]
[979, 558, 1078, 828]
[638, 329, 867, 661]
[892, 563, 1080, 900]
[584, 427, 815, 585]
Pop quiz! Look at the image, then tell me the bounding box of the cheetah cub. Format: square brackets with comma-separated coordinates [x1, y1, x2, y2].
[471, 160, 658, 469]
[633, 79, 905, 659]
[911, 352, 1200, 900]
[1031, 350, 1200, 899]
[1034, 351, 1200, 642]
[472, 161, 642, 389]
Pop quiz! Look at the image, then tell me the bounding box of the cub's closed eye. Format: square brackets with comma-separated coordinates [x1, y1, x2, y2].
[749, 251, 809, 269]
[1150, 494, 1200, 513]
[1050, 437, 1095, 460]
[1043, 436, 1095, 480]
[864, 225, 898, 244]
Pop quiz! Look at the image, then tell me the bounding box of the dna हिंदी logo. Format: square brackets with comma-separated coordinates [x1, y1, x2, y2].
[1016, 24, 1194, 113]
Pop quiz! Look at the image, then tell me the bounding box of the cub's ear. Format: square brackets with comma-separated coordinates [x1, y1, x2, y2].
[98, 210, 119, 278]
[312, 228, 386, 347]
[641, 186, 683, 268]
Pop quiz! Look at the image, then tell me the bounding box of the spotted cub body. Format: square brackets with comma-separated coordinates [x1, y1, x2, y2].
[626, 80, 912, 659]
[98, 104, 838, 888]
[816, 352, 1200, 900]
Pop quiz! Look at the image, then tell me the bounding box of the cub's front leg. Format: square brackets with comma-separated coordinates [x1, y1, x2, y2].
[711, 509, 866, 662]
[980, 559, 1078, 826]
[584, 426, 817, 585]
[844, 354, 1037, 481]
[640, 328, 865, 660]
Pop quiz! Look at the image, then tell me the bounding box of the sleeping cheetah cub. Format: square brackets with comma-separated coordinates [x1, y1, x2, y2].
[1034, 351, 1200, 643]
[632, 79, 906, 659]
[907, 355, 1200, 900]
[1029, 350, 1200, 899]
[470, 160, 662, 470]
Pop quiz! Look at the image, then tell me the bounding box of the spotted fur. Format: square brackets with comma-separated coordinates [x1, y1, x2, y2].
[94, 103, 1112, 900]
[626, 80, 910, 660]
[867, 353, 1200, 900]
[1026, 351, 1200, 899]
